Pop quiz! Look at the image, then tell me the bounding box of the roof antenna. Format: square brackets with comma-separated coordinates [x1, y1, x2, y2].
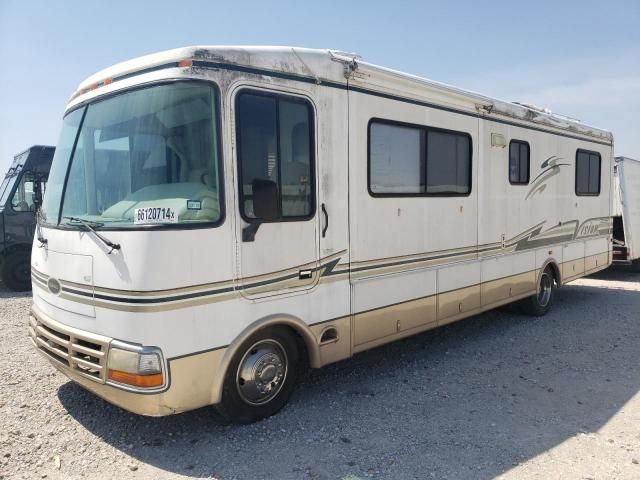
[328, 50, 360, 79]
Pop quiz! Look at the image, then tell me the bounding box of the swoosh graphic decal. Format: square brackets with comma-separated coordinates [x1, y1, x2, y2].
[526, 156, 569, 200]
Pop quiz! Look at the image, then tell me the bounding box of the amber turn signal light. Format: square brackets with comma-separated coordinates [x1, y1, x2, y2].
[108, 370, 164, 388]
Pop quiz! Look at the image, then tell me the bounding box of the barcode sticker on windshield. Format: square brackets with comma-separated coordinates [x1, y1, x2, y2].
[134, 207, 178, 224]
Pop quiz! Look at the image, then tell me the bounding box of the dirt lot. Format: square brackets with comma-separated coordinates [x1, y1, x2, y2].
[1, 268, 639, 480]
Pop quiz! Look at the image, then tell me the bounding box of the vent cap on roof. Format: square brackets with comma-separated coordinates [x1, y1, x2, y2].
[513, 102, 552, 115]
[513, 101, 582, 123]
[328, 49, 361, 60]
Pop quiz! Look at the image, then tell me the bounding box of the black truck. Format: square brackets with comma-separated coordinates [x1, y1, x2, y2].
[0, 145, 55, 291]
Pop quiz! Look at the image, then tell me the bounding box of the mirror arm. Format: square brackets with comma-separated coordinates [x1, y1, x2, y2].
[242, 222, 262, 242]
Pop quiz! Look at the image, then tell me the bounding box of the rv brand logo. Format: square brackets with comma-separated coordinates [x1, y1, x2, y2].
[579, 224, 599, 237]
[47, 278, 62, 295]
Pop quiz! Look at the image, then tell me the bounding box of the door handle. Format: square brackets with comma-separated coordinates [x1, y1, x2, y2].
[321, 203, 329, 238]
[298, 269, 313, 280]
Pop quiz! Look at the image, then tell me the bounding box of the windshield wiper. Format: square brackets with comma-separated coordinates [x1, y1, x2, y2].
[63, 216, 121, 254]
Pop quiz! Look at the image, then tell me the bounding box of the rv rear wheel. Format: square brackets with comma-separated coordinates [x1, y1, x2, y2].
[2, 250, 32, 292]
[216, 327, 300, 424]
[522, 266, 555, 316]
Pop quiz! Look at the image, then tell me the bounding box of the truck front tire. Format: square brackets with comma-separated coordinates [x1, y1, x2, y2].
[216, 327, 300, 424]
[2, 250, 32, 291]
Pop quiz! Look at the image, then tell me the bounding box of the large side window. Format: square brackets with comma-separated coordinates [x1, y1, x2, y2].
[368, 119, 471, 196]
[509, 140, 530, 185]
[575, 149, 601, 196]
[237, 91, 315, 220]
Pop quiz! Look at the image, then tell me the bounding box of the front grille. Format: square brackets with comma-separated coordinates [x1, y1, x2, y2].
[29, 313, 110, 383]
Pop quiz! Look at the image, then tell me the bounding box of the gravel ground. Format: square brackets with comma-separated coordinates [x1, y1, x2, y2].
[1, 267, 640, 480]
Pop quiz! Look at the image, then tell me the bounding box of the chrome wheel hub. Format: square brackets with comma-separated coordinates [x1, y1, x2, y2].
[236, 339, 288, 406]
[538, 272, 552, 307]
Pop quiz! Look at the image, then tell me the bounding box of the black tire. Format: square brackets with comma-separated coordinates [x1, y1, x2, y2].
[1, 250, 32, 292]
[522, 266, 555, 316]
[216, 327, 300, 424]
[632, 260, 640, 273]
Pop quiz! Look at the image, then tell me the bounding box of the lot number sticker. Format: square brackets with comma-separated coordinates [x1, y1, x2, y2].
[134, 207, 178, 224]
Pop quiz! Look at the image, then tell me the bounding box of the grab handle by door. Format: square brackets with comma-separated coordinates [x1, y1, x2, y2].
[321, 203, 329, 238]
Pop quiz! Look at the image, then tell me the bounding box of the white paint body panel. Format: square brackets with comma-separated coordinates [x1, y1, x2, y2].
[353, 269, 437, 313]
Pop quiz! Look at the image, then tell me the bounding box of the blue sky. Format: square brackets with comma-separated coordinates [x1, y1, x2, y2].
[1, 0, 639, 173]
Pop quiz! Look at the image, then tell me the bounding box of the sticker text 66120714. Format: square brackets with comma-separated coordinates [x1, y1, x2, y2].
[134, 207, 178, 225]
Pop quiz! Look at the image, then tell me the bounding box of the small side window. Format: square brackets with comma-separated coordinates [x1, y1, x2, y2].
[509, 140, 530, 185]
[575, 149, 601, 196]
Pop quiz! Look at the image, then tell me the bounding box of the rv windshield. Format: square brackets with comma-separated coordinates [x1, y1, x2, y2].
[41, 82, 222, 228]
[0, 173, 19, 209]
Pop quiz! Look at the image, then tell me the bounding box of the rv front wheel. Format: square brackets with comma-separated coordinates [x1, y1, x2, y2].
[522, 266, 555, 316]
[217, 327, 300, 424]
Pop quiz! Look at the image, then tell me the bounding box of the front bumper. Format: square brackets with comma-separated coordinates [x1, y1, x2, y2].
[28, 305, 227, 416]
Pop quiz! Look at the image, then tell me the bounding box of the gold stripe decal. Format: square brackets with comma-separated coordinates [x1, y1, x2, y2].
[31, 217, 612, 312]
[32, 250, 348, 311]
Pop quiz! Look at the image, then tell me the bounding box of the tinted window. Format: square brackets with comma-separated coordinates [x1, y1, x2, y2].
[426, 130, 470, 194]
[369, 123, 425, 194]
[10, 172, 36, 212]
[237, 92, 314, 220]
[576, 150, 601, 195]
[509, 140, 530, 185]
[368, 120, 471, 196]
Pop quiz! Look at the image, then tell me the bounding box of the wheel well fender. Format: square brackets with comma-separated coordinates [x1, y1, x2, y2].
[210, 314, 320, 405]
[538, 258, 562, 286]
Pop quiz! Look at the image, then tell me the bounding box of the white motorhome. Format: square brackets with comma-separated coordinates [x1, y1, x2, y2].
[612, 156, 640, 267]
[30, 46, 613, 423]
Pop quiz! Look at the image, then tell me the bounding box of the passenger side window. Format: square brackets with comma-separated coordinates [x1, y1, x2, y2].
[368, 119, 471, 196]
[369, 122, 425, 194]
[237, 91, 315, 220]
[575, 150, 601, 196]
[10, 172, 36, 212]
[426, 130, 471, 194]
[509, 140, 530, 185]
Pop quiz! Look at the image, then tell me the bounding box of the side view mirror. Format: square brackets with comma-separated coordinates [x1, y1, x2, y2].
[252, 179, 279, 221]
[242, 179, 279, 242]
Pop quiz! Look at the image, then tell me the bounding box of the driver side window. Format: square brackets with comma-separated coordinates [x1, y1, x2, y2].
[236, 90, 315, 221]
